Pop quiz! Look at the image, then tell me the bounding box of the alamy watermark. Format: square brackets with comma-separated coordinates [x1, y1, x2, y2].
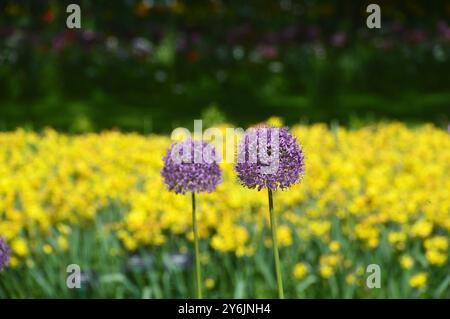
[169, 120, 280, 174]
[66, 264, 81, 289]
[65, 3, 381, 32]
[366, 4, 381, 29]
[366, 264, 381, 289]
[66, 4, 81, 29]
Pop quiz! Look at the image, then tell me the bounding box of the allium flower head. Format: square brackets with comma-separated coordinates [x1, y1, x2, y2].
[161, 139, 222, 194]
[235, 126, 304, 191]
[0, 237, 11, 271]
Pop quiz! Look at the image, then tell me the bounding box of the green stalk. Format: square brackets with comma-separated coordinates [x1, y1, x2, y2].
[191, 192, 202, 298]
[268, 189, 284, 299]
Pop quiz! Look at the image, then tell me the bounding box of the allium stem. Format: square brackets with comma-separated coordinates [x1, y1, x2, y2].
[191, 192, 203, 298]
[268, 189, 284, 299]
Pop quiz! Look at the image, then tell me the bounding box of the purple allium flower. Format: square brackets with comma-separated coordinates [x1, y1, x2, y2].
[161, 139, 222, 194]
[235, 126, 304, 191]
[0, 237, 11, 271]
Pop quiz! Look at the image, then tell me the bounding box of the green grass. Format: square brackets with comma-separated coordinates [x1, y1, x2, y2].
[1, 208, 449, 299]
[1, 91, 449, 134]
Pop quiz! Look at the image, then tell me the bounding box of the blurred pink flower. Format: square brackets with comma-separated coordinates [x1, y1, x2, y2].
[256, 44, 278, 59]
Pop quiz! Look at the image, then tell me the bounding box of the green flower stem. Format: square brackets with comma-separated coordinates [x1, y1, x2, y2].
[191, 192, 203, 299]
[268, 189, 284, 299]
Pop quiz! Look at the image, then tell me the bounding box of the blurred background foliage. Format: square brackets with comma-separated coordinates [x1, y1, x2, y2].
[0, 0, 449, 132]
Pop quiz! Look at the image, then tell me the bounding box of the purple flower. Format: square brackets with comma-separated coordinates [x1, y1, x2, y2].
[306, 26, 320, 42]
[330, 32, 347, 48]
[0, 237, 11, 271]
[235, 126, 304, 191]
[52, 32, 67, 51]
[161, 139, 222, 194]
[437, 21, 450, 42]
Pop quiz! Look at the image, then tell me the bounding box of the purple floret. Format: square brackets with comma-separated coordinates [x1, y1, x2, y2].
[161, 139, 222, 194]
[0, 237, 11, 271]
[235, 126, 305, 191]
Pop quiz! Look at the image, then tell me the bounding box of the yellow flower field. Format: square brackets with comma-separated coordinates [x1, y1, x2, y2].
[0, 121, 449, 298]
